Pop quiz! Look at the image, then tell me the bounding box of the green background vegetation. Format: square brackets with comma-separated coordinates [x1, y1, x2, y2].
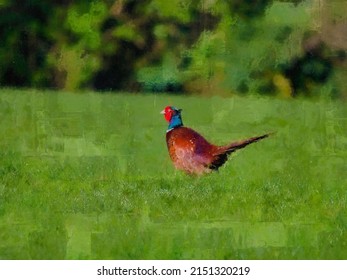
[1, 0, 347, 98]
[1, 89, 346, 259]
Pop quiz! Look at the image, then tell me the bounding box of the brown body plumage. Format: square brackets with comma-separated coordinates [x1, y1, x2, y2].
[166, 126, 269, 175]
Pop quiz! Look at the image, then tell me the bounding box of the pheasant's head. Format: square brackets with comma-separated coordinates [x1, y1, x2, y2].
[160, 106, 181, 122]
[161, 106, 183, 130]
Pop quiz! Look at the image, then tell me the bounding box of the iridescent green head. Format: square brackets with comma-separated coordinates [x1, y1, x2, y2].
[160, 106, 183, 131]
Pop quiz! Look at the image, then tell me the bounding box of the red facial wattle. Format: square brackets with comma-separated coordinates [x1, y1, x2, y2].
[161, 106, 173, 122]
[164, 110, 173, 122]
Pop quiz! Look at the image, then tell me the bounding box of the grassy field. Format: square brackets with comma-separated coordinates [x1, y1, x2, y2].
[0, 88, 346, 259]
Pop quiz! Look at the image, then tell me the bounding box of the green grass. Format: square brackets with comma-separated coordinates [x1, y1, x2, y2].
[0, 88, 346, 259]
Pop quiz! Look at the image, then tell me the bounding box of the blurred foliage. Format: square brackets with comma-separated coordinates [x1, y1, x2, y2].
[0, 0, 346, 98]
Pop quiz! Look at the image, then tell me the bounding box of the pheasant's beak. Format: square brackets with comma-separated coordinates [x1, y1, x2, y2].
[160, 110, 165, 114]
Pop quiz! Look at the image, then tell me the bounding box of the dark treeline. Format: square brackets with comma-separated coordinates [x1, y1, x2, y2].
[0, 0, 346, 98]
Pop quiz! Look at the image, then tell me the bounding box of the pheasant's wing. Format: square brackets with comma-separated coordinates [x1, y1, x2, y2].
[166, 127, 215, 174]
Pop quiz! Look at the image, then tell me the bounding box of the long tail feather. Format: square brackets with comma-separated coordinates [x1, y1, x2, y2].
[209, 132, 273, 170]
[214, 132, 273, 156]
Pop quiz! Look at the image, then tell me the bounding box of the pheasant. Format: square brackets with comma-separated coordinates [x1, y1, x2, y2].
[161, 105, 271, 175]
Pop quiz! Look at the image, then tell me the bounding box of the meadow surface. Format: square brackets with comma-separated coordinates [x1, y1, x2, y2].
[0, 89, 346, 259]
